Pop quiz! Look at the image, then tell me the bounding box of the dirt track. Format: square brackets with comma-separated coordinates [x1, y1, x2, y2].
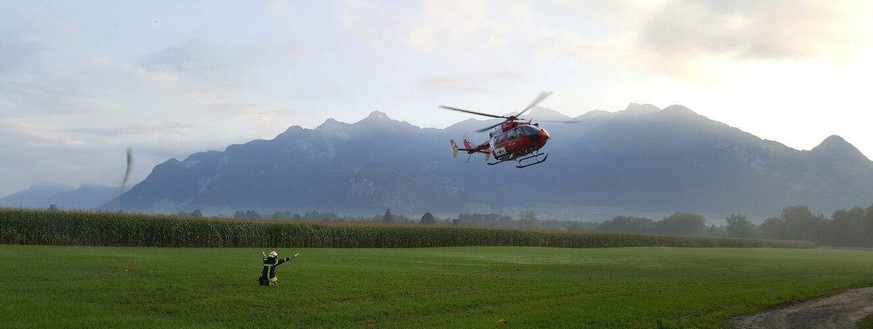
[730, 287, 873, 329]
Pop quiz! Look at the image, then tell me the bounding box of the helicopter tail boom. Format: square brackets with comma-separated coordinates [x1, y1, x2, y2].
[462, 138, 474, 150]
[451, 139, 490, 160]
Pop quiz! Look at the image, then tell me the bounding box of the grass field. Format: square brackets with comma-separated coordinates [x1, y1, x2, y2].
[1, 246, 872, 328]
[862, 314, 873, 329]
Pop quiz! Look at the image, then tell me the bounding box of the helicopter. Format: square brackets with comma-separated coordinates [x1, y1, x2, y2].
[442, 91, 575, 169]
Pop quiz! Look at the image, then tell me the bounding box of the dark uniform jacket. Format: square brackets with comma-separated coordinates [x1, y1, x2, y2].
[259, 256, 292, 285]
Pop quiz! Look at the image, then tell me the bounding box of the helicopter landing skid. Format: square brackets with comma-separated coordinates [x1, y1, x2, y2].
[488, 152, 548, 168]
[515, 152, 548, 168]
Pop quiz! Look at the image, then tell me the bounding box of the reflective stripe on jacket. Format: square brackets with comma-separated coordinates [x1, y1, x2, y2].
[260, 256, 290, 280]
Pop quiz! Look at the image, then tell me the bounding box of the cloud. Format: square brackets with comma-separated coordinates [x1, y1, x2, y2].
[642, 0, 873, 71]
[0, 122, 84, 147]
[249, 111, 297, 133]
[0, 123, 114, 196]
[505, 0, 873, 79]
[138, 39, 266, 77]
[0, 77, 113, 117]
[534, 28, 640, 67]
[0, 32, 44, 74]
[337, 0, 416, 47]
[0, 121, 187, 197]
[417, 77, 494, 93]
[137, 38, 304, 94]
[407, 0, 491, 51]
[338, 0, 530, 52]
[266, 1, 294, 21]
[407, 0, 539, 52]
[0, 55, 279, 164]
[0, 62, 188, 121]
[140, 39, 227, 73]
[201, 102, 296, 132]
[62, 121, 194, 138]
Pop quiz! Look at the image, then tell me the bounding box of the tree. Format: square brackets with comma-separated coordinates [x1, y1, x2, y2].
[191, 209, 203, 218]
[457, 213, 513, 228]
[760, 217, 785, 239]
[520, 210, 537, 228]
[47, 204, 58, 212]
[864, 205, 873, 248]
[382, 208, 394, 223]
[780, 205, 826, 243]
[725, 214, 756, 238]
[599, 216, 654, 233]
[420, 212, 436, 225]
[828, 207, 866, 247]
[658, 213, 705, 236]
[706, 225, 725, 237]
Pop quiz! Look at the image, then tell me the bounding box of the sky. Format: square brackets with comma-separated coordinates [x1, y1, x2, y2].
[2, 0, 873, 197]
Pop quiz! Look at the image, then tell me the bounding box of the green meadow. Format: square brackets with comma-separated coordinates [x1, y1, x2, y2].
[1, 245, 872, 328]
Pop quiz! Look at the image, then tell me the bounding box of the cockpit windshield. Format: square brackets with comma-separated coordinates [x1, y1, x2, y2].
[521, 125, 540, 135]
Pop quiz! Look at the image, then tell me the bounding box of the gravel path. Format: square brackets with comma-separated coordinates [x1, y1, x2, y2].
[730, 287, 873, 329]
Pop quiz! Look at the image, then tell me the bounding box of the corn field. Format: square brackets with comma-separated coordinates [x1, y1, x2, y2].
[0, 209, 814, 249]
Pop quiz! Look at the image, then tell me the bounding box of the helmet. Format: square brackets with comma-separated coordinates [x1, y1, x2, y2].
[268, 251, 278, 258]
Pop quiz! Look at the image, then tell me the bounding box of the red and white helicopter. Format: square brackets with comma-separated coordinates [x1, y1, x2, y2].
[442, 91, 574, 169]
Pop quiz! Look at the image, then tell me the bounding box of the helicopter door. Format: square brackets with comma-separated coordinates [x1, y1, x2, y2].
[491, 134, 506, 158]
[503, 127, 523, 153]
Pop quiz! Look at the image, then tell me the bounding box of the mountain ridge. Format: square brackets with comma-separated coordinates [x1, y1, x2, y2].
[89, 105, 873, 221]
[1, 184, 115, 210]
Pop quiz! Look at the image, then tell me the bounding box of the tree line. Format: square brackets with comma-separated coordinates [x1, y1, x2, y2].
[598, 213, 714, 236]
[223, 209, 415, 223]
[597, 205, 873, 248]
[758, 205, 873, 247]
[202, 209, 598, 231]
[407, 211, 597, 231]
[174, 204, 873, 248]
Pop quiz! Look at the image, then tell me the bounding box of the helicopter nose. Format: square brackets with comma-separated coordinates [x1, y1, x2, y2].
[541, 129, 550, 140]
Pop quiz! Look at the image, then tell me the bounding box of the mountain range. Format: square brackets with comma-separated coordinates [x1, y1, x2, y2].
[0, 184, 115, 210]
[91, 104, 873, 222]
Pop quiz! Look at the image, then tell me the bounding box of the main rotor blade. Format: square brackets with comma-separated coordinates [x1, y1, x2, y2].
[118, 147, 132, 196]
[517, 91, 553, 117]
[113, 147, 133, 211]
[476, 121, 506, 133]
[535, 119, 581, 124]
[439, 105, 506, 119]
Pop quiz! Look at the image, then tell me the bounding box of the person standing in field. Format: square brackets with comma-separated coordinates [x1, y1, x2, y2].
[259, 250, 296, 286]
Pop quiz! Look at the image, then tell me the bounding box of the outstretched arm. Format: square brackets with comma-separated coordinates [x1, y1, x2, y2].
[276, 256, 293, 266]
